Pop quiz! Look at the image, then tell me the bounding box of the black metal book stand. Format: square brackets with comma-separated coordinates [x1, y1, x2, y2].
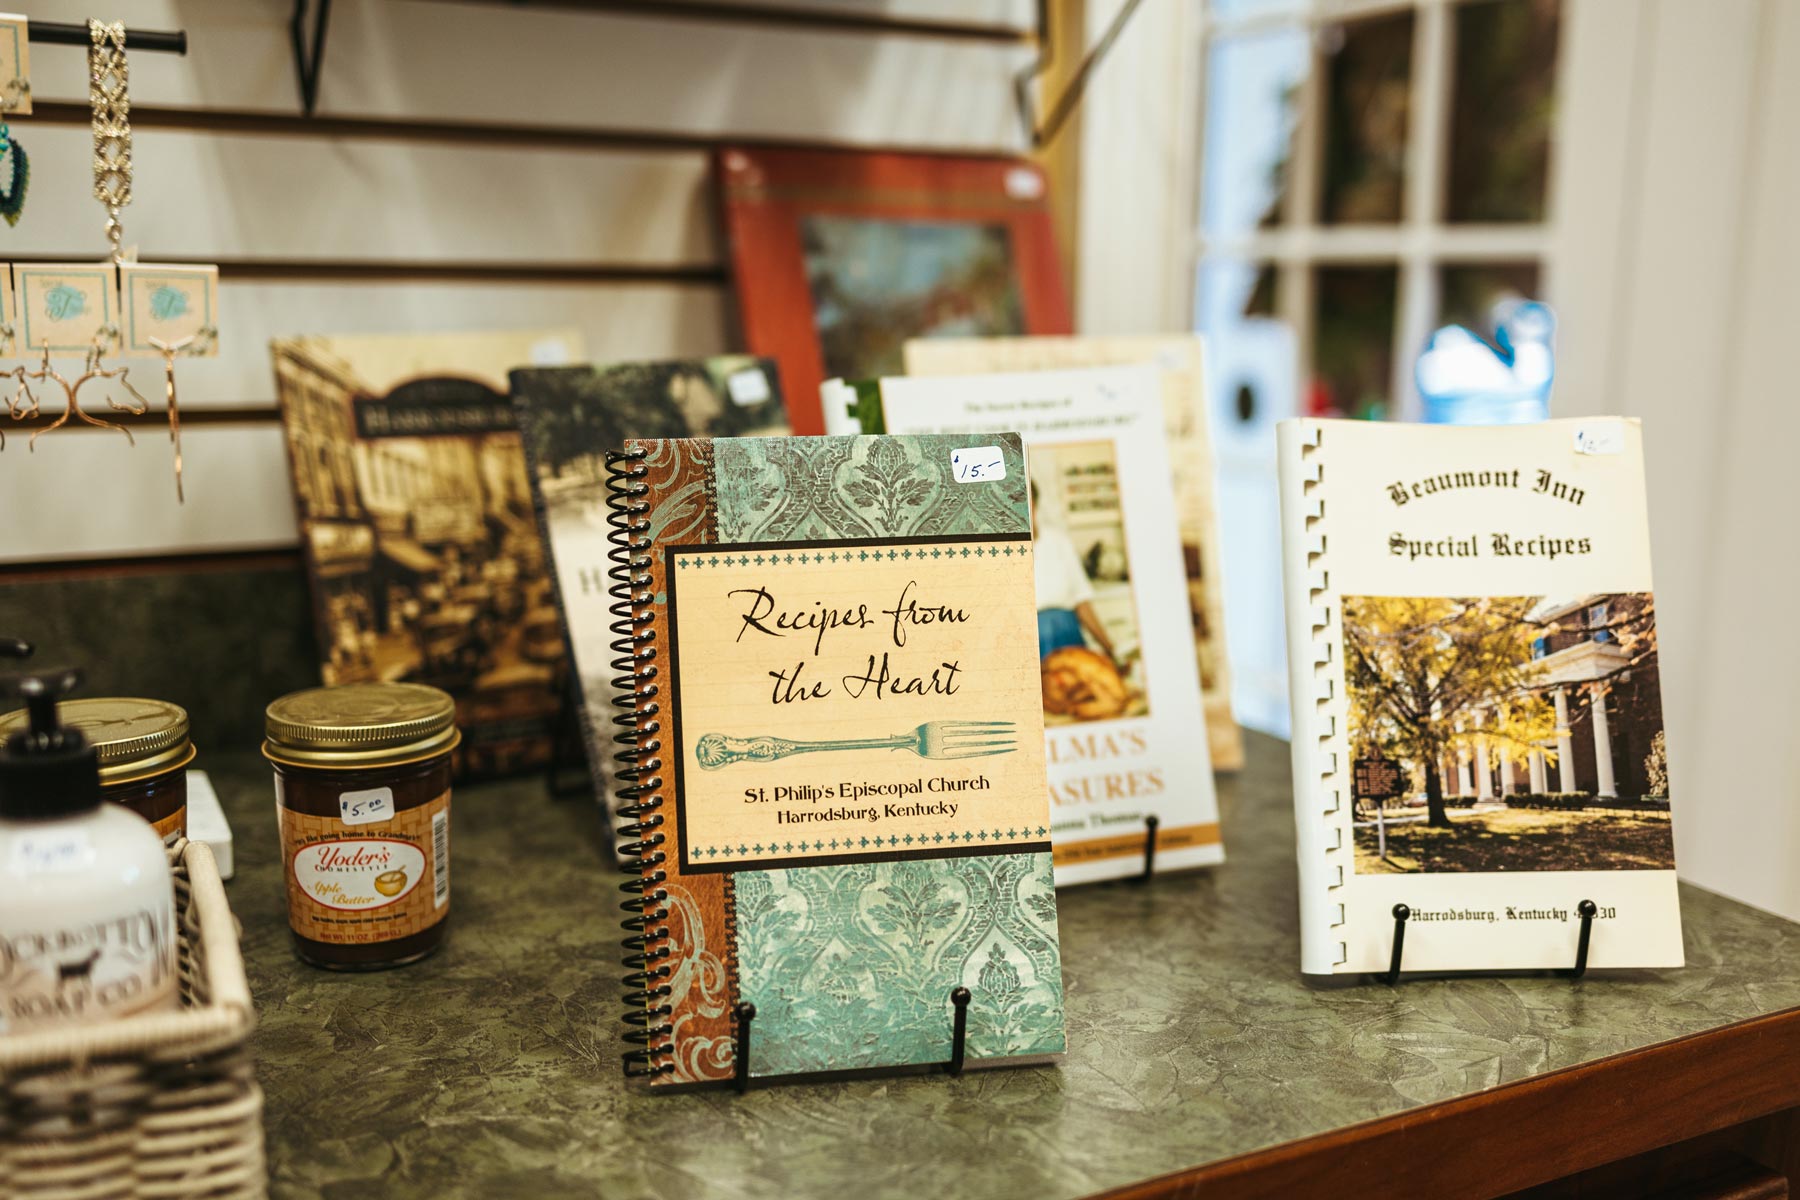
[1383, 899, 1600, 985]
[731, 987, 973, 1094]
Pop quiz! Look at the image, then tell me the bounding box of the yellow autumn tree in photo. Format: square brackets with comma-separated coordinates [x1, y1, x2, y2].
[1343, 596, 1558, 828]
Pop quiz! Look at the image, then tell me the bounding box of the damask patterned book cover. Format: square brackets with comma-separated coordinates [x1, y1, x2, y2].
[270, 328, 581, 780]
[608, 433, 1066, 1084]
[510, 358, 791, 858]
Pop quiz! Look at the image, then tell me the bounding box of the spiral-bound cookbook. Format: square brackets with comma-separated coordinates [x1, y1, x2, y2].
[1278, 417, 1682, 976]
[610, 433, 1065, 1084]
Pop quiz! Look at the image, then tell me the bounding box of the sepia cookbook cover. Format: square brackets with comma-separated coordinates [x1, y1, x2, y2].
[270, 328, 580, 779]
[1278, 417, 1682, 975]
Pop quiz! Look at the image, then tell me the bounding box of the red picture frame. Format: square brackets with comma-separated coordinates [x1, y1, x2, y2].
[715, 146, 1073, 435]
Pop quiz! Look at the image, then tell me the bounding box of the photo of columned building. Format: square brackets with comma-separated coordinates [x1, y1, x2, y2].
[1434, 593, 1665, 805]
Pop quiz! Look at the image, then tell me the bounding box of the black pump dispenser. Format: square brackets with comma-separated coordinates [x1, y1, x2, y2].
[0, 654, 102, 819]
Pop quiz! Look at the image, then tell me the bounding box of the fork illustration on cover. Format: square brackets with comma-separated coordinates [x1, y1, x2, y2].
[695, 721, 1016, 769]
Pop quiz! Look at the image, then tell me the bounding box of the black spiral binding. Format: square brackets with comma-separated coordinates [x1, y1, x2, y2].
[609, 449, 675, 1078]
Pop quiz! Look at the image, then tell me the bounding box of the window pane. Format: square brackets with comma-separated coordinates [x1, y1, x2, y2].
[1447, 0, 1560, 223]
[1201, 29, 1310, 239]
[1312, 265, 1398, 420]
[1197, 259, 1294, 436]
[1208, 0, 1309, 19]
[1438, 261, 1542, 333]
[1319, 12, 1414, 225]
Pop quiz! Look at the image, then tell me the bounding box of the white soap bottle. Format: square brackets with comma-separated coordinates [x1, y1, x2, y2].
[0, 666, 179, 1035]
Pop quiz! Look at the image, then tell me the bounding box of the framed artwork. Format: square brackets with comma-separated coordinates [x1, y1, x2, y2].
[715, 146, 1072, 434]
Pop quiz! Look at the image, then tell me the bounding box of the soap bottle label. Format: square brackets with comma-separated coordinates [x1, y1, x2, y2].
[0, 905, 179, 1033]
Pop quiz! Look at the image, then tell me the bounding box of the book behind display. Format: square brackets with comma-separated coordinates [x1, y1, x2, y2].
[823, 366, 1224, 885]
[714, 145, 1071, 434]
[270, 328, 580, 779]
[902, 333, 1242, 770]
[509, 358, 790, 850]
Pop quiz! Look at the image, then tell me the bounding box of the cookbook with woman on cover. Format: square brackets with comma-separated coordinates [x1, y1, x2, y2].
[824, 366, 1223, 885]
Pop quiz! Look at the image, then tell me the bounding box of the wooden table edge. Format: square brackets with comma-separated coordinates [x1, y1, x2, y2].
[1093, 1003, 1800, 1200]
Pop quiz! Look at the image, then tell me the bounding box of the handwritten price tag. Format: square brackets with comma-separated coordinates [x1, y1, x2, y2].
[1573, 422, 1624, 456]
[950, 446, 1006, 483]
[727, 368, 771, 405]
[10, 830, 94, 873]
[339, 786, 396, 827]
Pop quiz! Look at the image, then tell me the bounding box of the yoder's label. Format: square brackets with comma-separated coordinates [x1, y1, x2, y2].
[278, 791, 450, 944]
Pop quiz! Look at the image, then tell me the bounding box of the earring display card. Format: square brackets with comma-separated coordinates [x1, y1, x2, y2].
[16, 264, 117, 352]
[0, 15, 30, 116]
[120, 263, 219, 356]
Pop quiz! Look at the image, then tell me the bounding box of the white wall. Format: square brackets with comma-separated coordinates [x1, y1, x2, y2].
[1554, 0, 1800, 921]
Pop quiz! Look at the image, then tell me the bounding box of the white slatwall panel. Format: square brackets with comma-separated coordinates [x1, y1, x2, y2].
[20, 127, 716, 266]
[0, 426, 297, 559]
[202, 280, 730, 405]
[704, 1, 1032, 19]
[25, 1, 1032, 145]
[3, 0, 1041, 562]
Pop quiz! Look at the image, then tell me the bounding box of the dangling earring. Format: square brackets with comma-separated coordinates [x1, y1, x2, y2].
[0, 26, 30, 227]
[74, 323, 147, 425]
[149, 327, 214, 502]
[27, 327, 137, 449]
[89, 20, 130, 264]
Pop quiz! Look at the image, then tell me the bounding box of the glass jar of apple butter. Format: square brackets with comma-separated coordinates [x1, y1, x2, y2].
[263, 682, 459, 970]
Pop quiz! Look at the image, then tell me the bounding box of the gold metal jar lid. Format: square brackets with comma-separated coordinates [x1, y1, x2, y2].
[263, 682, 460, 770]
[0, 697, 197, 786]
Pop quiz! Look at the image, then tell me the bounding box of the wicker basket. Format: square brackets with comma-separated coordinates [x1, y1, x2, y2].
[0, 839, 264, 1199]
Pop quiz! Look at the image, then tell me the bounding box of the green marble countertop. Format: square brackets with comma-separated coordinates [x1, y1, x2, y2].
[211, 733, 1800, 1199]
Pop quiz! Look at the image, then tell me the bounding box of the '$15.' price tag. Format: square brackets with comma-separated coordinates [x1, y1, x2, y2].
[950, 446, 1006, 483]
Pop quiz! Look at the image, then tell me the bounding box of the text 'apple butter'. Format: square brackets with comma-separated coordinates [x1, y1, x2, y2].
[264, 682, 459, 970]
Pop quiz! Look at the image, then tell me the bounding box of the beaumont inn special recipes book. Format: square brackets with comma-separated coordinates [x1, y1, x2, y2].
[1278, 417, 1682, 976]
[607, 433, 1065, 1084]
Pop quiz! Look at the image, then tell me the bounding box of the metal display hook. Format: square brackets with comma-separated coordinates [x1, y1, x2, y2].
[291, 0, 332, 116]
[1014, 0, 1149, 150]
[731, 985, 973, 1092]
[1383, 900, 1600, 985]
[25, 21, 186, 53]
